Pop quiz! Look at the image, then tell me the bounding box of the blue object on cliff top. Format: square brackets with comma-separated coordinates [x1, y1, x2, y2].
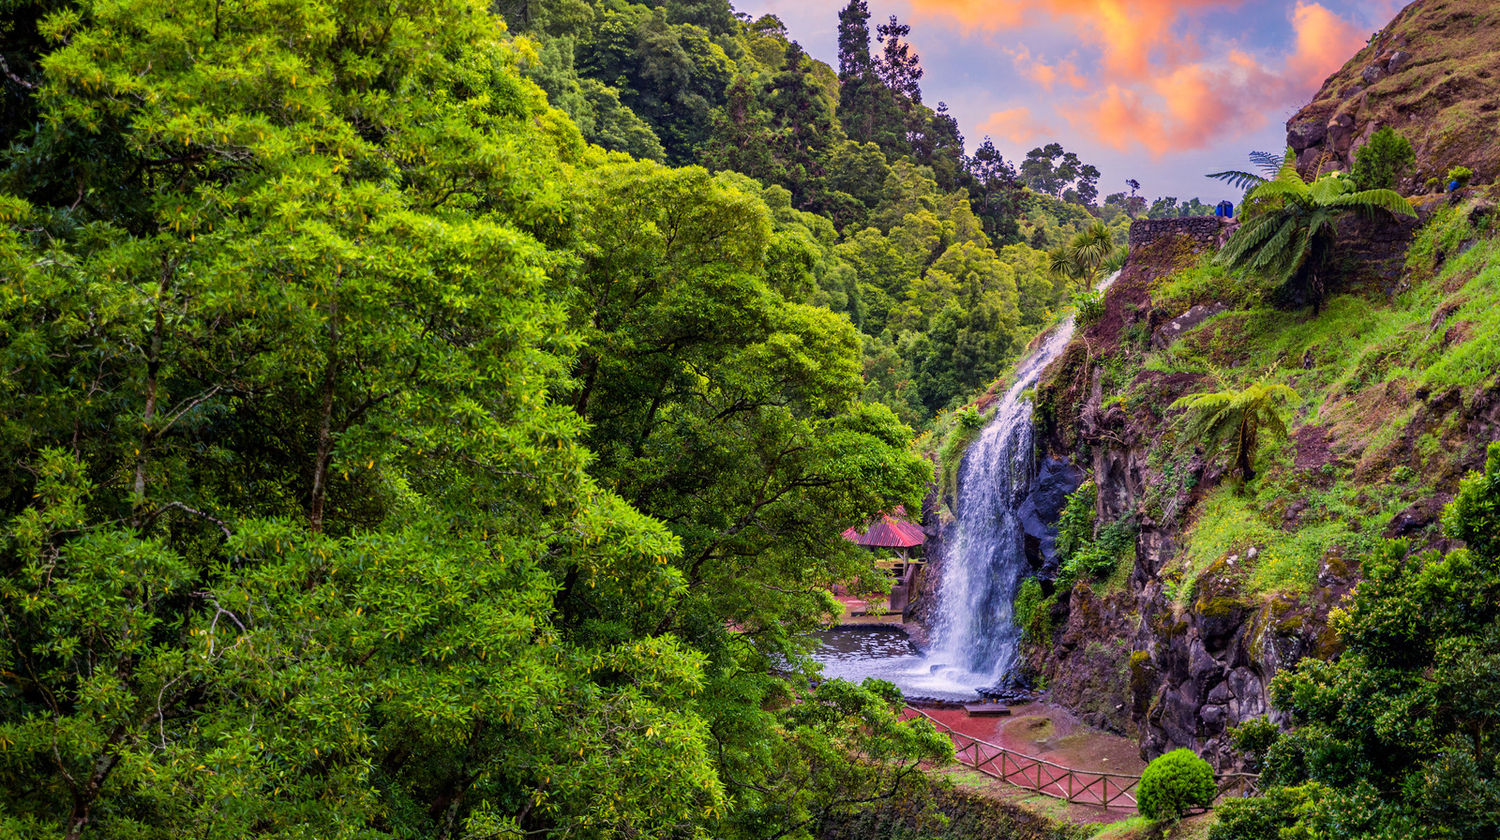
[1214, 200, 1234, 218]
[1449, 180, 1462, 192]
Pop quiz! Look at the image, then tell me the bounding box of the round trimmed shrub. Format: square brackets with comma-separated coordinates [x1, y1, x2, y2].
[1138, 748, 1215, 820]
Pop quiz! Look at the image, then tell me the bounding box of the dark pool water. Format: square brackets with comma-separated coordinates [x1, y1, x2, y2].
[811, 627, 990, 701]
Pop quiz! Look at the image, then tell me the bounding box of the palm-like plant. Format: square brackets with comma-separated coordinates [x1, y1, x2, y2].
[1048, 221, 1117, 291]
[1171, 380, 1297, 482]
[1210, 148, 1416, 311]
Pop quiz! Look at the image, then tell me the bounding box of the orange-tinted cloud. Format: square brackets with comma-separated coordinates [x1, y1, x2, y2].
[906, 0, 1229, 81]
[1042, 1, 1368, 157]
[977, 106, 1055, 146]
[1285, 0, 1366, 82]
[1010, 47, 1089, 91]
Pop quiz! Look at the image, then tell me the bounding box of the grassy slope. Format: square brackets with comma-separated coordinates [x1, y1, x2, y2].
[1121, 196, 1500, 610]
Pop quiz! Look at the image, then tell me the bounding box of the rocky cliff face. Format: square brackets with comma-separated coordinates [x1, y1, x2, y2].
[1021, 192, 1500, 771]
[1024, 219, 1363, 770]
[1287, 0, 1500, 188]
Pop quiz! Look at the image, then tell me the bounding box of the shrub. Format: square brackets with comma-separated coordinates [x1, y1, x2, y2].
[1207, 783, 1325, 840]
[937, 406, 986, 502]
[1229, 717, 1279, 772]
[1054, 481, 1098, 567]
[1014, 577, 1044, 631]
[1447, 165, 1474, 189]
[1351, 127, 1415, 190]
[1138, 749, 1215, 820]
[1014, 577, 1058, 647]
[1072, 288, 1105, 325]
[1426, 176, 1442, 193]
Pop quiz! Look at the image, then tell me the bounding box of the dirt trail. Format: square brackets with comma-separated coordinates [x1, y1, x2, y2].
[915, 701, 1147, 825]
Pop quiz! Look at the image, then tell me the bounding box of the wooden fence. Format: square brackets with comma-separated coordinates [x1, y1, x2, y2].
[901, 706, 1259, 811]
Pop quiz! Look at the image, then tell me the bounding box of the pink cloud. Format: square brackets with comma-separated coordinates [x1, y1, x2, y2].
[1052, 1, 1367, 157]
[906, 0, 1230, 81]
[977, 106, 1055, 145]
[1010, 47, 1089, 91]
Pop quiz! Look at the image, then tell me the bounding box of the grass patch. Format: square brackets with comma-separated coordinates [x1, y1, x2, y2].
[1150, 258, 1259, 312]
[1174, 487, 1277, 609]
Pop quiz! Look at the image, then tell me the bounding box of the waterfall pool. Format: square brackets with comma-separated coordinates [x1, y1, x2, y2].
[810, 626, 998, 701]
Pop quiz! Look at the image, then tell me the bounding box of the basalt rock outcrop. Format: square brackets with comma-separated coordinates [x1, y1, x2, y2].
[1287, 0, 1500, 189]
[1024, 219, 1365, 770]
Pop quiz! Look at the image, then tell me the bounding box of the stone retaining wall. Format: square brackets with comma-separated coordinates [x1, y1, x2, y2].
[1127, 217, 1228, 251]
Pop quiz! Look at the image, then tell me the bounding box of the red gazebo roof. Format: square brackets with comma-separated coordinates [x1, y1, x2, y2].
[842, 507, 925, 549]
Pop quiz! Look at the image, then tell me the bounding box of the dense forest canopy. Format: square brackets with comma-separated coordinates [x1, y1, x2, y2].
[0, 0, 963, 836]
[0, 0, 1334, 836]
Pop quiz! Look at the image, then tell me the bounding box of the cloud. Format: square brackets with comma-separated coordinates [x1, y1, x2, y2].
[1285, 0, 1366, 82]
[905, 0, 1228, 81]
[1056, 2, 1367, 157]
[977, 106, 1055, 146]
[1009, 47, 1089, 91]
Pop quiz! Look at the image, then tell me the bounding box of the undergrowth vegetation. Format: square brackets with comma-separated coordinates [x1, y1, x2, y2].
[1126, 195, 1500, 606]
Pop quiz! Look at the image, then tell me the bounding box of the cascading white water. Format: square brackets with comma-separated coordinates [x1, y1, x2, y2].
[923, 271, 1119, 690]
[924, 316, 1083, 684]
[813, 273, 1118, 699]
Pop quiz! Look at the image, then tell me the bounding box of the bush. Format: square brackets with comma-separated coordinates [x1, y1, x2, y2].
[1054, 481, 1137, 584]
[1207, 783, 1324, 840]
[1229, 717, 1279, 772]
[1138, 749, 1215, 820]
[937, 406, 987, 502]
[1054, 481, 1097, 566]
[1447, 165, 1474, 189]
[1351, 127, 1415, 190]
[1013, 577, 1057, 646]
[1072, 288, 1105, 326]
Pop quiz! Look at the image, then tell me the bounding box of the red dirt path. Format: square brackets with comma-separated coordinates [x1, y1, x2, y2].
[914, 702, 1148, 822]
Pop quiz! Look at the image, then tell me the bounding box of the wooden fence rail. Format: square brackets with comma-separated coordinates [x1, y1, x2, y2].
[901, 706, 1258, 811]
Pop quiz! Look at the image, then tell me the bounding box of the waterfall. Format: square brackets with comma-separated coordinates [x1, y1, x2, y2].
[923, 272, 1118, 690]
[811, 274, 1119, 700]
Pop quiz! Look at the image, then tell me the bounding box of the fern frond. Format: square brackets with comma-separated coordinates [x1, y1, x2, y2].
[1207, 170, 1267, 191]
[1247, 179, 1306, 203]
[1250, 150, 1286, 177]
[1328, 188, 1417, 217]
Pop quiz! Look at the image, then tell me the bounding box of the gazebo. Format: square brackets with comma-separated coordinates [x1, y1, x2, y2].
[841, 508, 926, 560]
[841, 508, 926, 614]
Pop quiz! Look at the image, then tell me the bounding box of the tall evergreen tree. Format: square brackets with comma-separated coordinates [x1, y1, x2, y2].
[835, 0, 872, 81]
[966, 138, 1023, 244]
[874, 15, 923, 104]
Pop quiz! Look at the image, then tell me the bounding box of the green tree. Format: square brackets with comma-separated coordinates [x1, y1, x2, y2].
[1351, 126, 1416, 191]
[1212, 149, 1416, 310]
[561, 160, 941, 832]
[576, 5, 734, 164]
[1170, 381, 1297, 482]
[967, 138, 1023, 244]
[826, 139, 894, 213]
[1239, 443, 1500, 840]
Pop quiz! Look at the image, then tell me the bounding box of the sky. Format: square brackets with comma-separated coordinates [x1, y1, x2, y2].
[731, 0, 1409, 204]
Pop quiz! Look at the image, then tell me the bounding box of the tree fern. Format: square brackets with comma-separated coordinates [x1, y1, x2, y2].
[1171, 381, 1297, 482]
[1214, 147, 1416, 311]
